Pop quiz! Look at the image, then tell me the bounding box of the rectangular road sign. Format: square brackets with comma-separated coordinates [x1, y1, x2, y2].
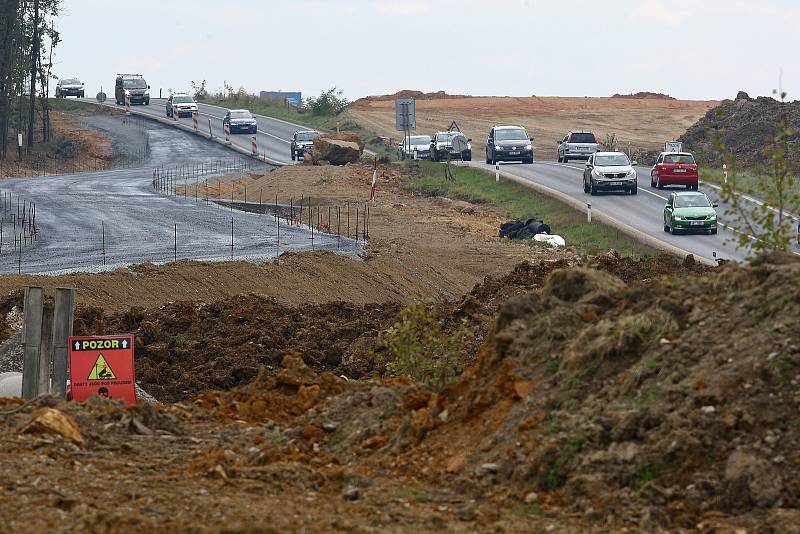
[395, 98, 416, 131]
[69, 335, 136, 404]
[665, 141, 683, 153]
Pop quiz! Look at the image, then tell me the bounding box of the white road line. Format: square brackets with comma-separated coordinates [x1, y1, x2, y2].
[700, 179, 800, 221]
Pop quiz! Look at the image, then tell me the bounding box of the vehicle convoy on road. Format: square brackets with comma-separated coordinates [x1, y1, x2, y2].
[223, 109, 258, 134]
[583, 152, 639, 195]
[115, 74, 150, 105]
[430, 131, 471, 162]
[651, 152, 699, 190]
[165, 93, 198, 118]
[55, 78, 84, 98]
[397, 135, 432, 160]
[663, 191, 718, 235]
[290, 130, 319, 160]
[557, 131, 599, 162]
[485, 125, 534, 164]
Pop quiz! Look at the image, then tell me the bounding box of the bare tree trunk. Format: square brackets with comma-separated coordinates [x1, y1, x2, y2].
[26, 0, 40, 147]
[0, 0, 21, 158]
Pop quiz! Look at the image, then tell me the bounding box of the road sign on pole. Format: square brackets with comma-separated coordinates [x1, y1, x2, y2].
[395, 98, 416, 132]
[665, 141, 683, 153]
[69, 335, 136, 404]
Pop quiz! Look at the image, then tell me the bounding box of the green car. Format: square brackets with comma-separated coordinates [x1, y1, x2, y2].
[663, 191, 718, 235]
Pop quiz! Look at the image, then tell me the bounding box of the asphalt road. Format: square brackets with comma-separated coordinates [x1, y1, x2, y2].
[469, 159, 794, 264]
[0, 116, 358, 275]
[98, 98, 302, 166]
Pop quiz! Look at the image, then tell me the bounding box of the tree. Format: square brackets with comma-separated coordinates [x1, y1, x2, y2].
[303, 87, 349, 116]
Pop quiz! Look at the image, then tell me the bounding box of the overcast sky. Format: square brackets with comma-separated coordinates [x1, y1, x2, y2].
[54, 0, 798, 101]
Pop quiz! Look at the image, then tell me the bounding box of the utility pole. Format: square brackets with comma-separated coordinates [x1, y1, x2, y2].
[27, 0, 41, 148]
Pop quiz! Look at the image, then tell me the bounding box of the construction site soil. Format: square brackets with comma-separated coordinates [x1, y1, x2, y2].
[8, 251, 795, 533]
[679, 91, 800, 168]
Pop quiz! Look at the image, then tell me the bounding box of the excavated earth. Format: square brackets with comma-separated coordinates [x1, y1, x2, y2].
[10, 252, 796, 533]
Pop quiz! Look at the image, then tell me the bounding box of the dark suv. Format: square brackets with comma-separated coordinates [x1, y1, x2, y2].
[115, 74, 150, 105]
[291, 130, 319, 160]
[485, 126, 533, 164]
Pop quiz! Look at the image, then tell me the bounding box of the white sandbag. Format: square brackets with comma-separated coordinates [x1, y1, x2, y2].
[534, 234, 566, 247]
[0, 372, 22, 398]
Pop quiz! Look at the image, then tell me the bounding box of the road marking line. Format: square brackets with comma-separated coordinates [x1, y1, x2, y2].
[700, 179, 800, 221]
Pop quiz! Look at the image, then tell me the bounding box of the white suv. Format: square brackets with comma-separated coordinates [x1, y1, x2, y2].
[166, 93, 198, 118]
[558, 132, 599, 162]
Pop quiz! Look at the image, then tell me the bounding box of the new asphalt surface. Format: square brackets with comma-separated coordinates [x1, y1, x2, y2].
[0, 115, 359, 275]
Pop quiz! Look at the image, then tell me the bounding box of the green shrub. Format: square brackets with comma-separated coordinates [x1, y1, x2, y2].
[381, 303, 471, 390]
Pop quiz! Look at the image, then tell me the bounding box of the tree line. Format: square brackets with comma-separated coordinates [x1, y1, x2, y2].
[0, 0, 61, 160]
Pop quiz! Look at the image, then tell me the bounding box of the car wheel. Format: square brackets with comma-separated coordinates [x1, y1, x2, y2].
[590, 180, 597, 196]
[663, 222, 670, 232]
[686, 184, 692, 190]
[657, 175, 664, 189]
[291, 150, 296, 161]
[485, 152, 491, 164]
[557, 154, 563, 163]
[693, 184, 699, 191]
[669, 222, 678, 235]
[712, 229, 718, 235]
[651, 175, 656, 187]
[631, 185, 638, 195]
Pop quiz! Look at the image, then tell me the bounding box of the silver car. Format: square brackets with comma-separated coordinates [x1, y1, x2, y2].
[558, 131, 599, 162]
[397, 135, 432, 160]
[583, 152, 639, 195]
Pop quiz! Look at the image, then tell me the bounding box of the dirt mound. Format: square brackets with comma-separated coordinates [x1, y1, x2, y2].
[394, 253, 800, 530]
[351, 90, 472, 109]
[612, 92, 675, 100]
[679, 91, 800, 167]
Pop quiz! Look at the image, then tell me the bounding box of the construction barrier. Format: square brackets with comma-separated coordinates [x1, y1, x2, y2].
[251, 135, 258, 157]
[125, 94, 130, 114]
[192, 111, 198, 131]
[173, 105, 178, 122]
[224, 123, 230, 143]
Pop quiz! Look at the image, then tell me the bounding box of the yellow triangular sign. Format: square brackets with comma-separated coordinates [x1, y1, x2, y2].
[87, 353, 117, 380]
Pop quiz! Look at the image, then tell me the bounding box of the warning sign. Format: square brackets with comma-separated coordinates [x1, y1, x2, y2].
[69, 335, 136, 404]
[87, 354, 117, 380]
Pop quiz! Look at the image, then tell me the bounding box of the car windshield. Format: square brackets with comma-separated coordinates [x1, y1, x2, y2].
[570, 133, 596, 143]
[61, 79, 80, 85]
[122, 79, 147, 89]
[495, 128, 528, 141]
[595, 154, 630, 166]
[296, 132, 318, 141]
[664, 154, 696, 164]
[436, 133, 456, 142]
[408, 136, 430, 145]
[675, 194, 711, 208]
[230, 111, 251, 119]
[173, 96, 193, 103]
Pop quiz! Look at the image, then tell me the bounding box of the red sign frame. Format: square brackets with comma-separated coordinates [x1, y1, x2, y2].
[68, 335, 136, 404]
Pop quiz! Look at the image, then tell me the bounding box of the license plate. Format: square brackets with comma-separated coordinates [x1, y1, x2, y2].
[609, 182, 622, 186]
[579, 147, 591, 151]
[509, 151, 520, 155]
[674, 168, 687, 173]
[690, 221, 704, 226]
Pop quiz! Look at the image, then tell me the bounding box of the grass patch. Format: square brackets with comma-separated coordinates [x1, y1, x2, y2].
[47, 98, 99, 113]
[511, 504, 545, 518]
[539, 435, 587, 491]
[700, 167, 800, 206]
[391, 489, 433, 502]
[404, 161, 656, 258]
[633, 466, 657, 490]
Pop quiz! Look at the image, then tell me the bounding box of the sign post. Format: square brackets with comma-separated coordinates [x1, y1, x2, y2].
[68, 335, 136, 404]
[395, 98, 416, 163]
[665, 141, 683, 153]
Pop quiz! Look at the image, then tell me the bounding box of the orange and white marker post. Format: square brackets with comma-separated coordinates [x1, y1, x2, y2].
[192, 111, 198, 131]
[251, 135, 258, 157]
[124, 94, 131, 115]
[224, 122, 230, 143]
[173, 105, 179, 123]
[370, 165, 377, 202]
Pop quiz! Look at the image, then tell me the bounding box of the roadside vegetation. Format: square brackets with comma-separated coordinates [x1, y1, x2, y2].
[0, 0, 63, 163]
[713, 89, 800, 255]
[403, 160, 657, 258]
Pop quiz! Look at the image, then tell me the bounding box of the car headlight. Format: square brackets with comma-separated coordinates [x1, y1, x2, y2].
[144, 90, 150, 95]
[592, 169, 603, 178]
[525, 144, 532, 150]
[709, 214, 717, 220]
[467, 142, 471, 150]
[124, 90, 130, 96]
[674, 216, 684, 221]
[626, 169, 636, 177]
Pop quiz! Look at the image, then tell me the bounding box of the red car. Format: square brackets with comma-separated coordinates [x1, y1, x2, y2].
[651, 152, 699, 190]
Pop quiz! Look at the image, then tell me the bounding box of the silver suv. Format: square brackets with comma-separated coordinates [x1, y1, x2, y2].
[55, 78, 84, 98]
[558, 132, 598, 162]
